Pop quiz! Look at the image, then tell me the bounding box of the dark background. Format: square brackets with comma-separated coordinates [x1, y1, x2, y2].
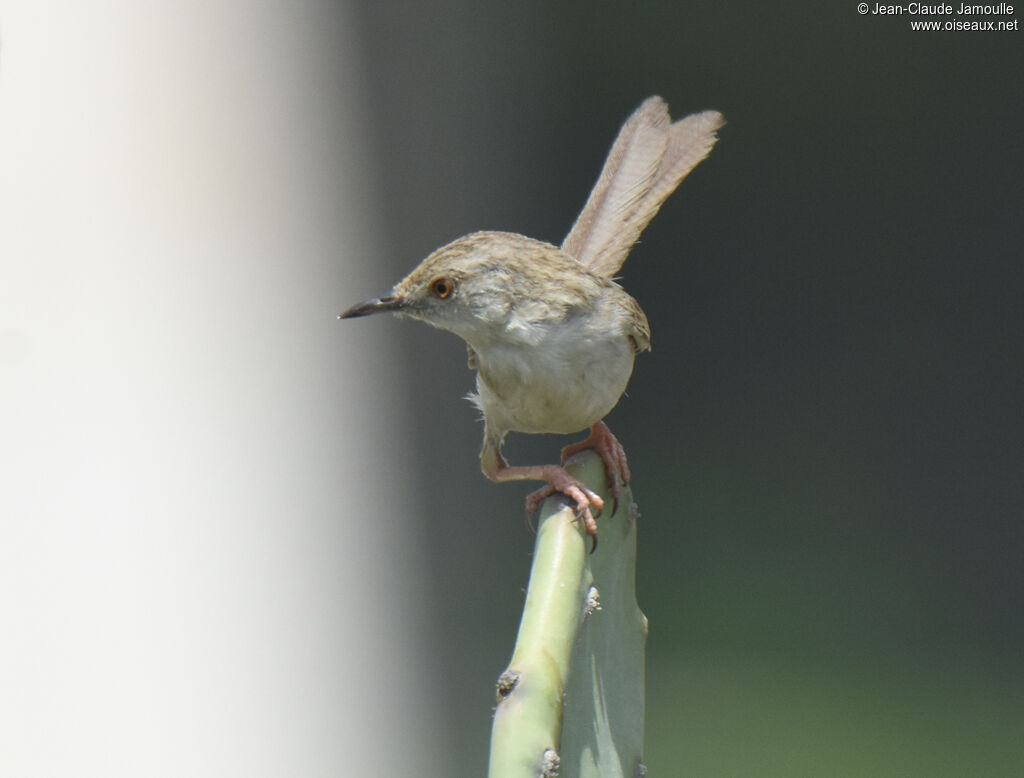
[345, 2, 1022, 774]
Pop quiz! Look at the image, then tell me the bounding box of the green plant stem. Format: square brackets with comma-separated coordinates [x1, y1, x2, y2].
[488, 450, 646, 778]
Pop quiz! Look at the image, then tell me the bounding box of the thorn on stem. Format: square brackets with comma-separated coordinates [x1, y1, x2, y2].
[495, 670, 520, 702]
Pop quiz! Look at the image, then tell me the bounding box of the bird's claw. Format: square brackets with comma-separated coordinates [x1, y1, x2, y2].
[561, 421, 630, 514]
[526, 478, 603, 542]
[517, 424, 632, 553]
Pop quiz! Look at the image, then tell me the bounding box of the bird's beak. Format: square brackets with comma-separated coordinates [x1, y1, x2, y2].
[338, 293, 407, 319]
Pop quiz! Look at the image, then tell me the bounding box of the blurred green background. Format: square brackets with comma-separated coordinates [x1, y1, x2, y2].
[345, 2, 1022, 774]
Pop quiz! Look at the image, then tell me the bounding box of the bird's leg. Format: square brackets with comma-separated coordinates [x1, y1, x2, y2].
[559, 421, 630, 512]
[480, 431, 603, 537]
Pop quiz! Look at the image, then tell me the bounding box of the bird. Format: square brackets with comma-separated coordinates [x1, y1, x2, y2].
[339, 96, 723, 540]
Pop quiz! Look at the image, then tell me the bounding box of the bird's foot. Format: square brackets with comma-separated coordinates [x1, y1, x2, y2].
[561, 421, 630, 513]
[525, 468, 604, 538]
[482, 447, 606, 546]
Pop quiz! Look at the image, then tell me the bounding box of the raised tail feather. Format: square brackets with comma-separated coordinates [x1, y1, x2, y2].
[561, 96, 724, 278]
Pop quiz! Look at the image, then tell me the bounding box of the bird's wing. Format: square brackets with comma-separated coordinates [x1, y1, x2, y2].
[561, 97, 724, 278]
[624, 294, 651, 353]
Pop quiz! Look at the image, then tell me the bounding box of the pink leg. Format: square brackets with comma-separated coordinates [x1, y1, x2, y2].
[481, 435, 603, 536]
[560, 421, 630, 508]
[518, 465, 603, 537]
[527, 421, 629, 526]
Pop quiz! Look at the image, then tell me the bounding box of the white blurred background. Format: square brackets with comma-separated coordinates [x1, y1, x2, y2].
[0, 3, 437, 775]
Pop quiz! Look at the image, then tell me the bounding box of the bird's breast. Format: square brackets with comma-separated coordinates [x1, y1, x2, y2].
[469, 320, 637, 436]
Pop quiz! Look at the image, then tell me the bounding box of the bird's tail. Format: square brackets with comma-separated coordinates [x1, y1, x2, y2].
[561, 97, 724, 278]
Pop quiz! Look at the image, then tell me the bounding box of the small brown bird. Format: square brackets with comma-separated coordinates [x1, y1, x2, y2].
[340, 97, 723, 538]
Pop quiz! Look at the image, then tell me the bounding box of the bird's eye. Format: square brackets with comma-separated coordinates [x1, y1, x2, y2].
[430, 277, 455, 299]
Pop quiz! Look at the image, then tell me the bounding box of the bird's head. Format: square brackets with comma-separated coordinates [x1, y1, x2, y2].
[338, 231, 572, 339]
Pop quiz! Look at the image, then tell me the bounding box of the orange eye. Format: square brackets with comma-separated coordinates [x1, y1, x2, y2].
[430, 277, 454, 299]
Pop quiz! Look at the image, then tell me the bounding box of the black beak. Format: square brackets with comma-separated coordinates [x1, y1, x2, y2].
[338, 294, 407, 319]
